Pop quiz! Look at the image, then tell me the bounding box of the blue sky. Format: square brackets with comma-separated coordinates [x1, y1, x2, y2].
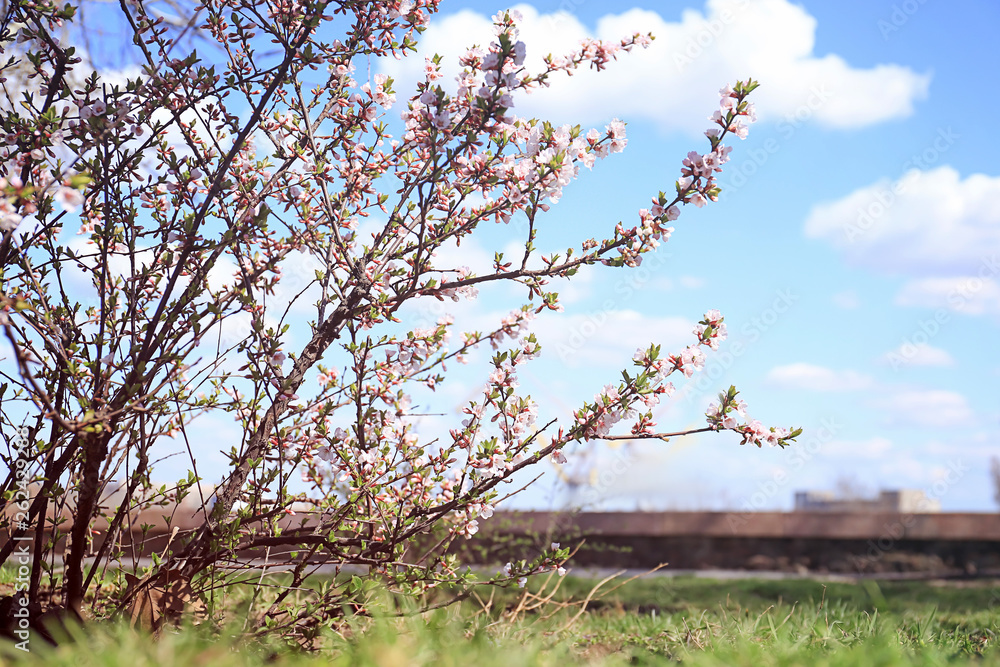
[6, 0, 998, 513]
[370, 0, 1000, 511]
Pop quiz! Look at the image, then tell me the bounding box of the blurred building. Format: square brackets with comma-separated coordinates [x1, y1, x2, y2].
[794, 489, 941, 513]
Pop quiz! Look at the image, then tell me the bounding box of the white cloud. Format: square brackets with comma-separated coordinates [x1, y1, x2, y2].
[531, 309, 693, 369]
[822, 437, 894, 461]
[765, 363, 872, 392]
[875, 457, 934, 485]
[427, 233, 496, 278]
[58, 238, 162, 311]
[895, 276, 1000, 316]
[925, 435, 998, 459]
[379, 0, 929, 133]
[832, 290, 859, 309]
[804, 166, 1000, 278]
[881, 342, 955, 368]
[872, 389, 974, 428]
[152, 412, 246, 482]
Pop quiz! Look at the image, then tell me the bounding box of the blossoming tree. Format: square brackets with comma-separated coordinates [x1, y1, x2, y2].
[0, 0, 798, 638]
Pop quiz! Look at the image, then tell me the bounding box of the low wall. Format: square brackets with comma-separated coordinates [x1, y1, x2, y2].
[474, 511, 1000, 574]
[4, 510, 999, 575]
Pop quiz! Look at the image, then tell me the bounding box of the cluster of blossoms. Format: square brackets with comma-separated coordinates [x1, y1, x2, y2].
[388, 319, 452, 377]
[571, 382, 632, 443]
[456, 335, 542, 479]
[363, 73, 397, 110]
[567, 311, 724, 444]
[470, 306, 536, 351]
[706, 385, 801, 448]
[435, 266, 479, 302]
[693, 308, 727, 350]
[476, 444, 526, 480]
[455, 499, 496, 538]
[303, 403, 427, 497]
[0, 0, 805, 623]
[396, 7, 651, 242]
[500, 541, 568, 587]
[678, 83, 757, 208]
[2, 77, 148, 238]
[545, 30, 653, 73]
[0, 176, 85, 232]
[561, 306, 797, 453]
[70, 96, 145, 137]
[617, 80, 760, 268]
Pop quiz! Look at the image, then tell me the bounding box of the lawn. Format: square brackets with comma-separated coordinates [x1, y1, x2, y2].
[1, 573, 998, 665]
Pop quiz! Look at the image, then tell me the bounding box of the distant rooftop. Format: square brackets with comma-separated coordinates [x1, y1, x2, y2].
[794, 489, 941, 513]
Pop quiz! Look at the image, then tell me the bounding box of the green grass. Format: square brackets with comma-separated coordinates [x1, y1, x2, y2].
[557, 577, 1000, 665]
[1, 575, 998, 665]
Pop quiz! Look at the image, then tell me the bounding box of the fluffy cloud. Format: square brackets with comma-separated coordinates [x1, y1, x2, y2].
[804, 166, 1000, 278]
[765, 363, 872, 392]
[925, 434, 998, 459]
[530, 309, 693, 369]
[832, 290, 860, 309]
[379, 0, 929, 133]
[872, 390, 974, 428]
[895, 276, 1000, 317]
[822, 437, 894, 461]
[881, 342, 955, 368]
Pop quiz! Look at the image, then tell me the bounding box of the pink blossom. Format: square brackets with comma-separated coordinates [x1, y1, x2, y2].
[0, 211, 22, 232]
[512, 41, 526, 66]
[389, 0, 413, 19]
[607, 118, 626, 140]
